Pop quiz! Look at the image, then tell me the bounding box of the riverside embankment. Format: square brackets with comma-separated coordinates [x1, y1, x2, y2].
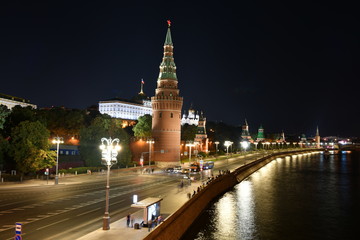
[144, 148, 321, 240]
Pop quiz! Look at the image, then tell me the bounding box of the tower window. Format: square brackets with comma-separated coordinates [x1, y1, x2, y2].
[171, 113, 173, 118]
[159, 112, 162, 118]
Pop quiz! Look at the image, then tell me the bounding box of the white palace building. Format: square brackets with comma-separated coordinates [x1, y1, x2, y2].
[0, 93, 37, 110]
[98, 97, 152, 120]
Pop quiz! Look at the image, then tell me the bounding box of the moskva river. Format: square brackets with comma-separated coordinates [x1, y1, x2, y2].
[182, 150, 360, 240]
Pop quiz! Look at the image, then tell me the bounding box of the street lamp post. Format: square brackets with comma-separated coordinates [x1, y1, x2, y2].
[241, 139, 249, 153]
[224, 141, 233, 167]
[100, 137, 121, 230]
[214, 141, 219, 155]
[146, 138, 155, 168]
[241, 139, 249, 165]
[186, 141, 197, 184]
[52, 137, 64, 185]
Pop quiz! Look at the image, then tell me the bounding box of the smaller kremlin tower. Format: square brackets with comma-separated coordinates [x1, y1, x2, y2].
[241, 119, 252, 142]
[194, 112, 209, 153]
[256, 125, 265, 142]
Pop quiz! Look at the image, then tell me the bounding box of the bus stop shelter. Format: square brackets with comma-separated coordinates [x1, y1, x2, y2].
[131, 197, 163, 225]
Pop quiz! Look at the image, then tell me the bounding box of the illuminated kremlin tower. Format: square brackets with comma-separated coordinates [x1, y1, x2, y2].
[241, 119, 253, 142]
[194, 112, 209, 153]
[256, 125, 265, 142]
[151, 21, 183, 167]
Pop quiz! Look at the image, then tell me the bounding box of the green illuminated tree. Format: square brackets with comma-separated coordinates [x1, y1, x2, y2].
[132, 114, 152, 138]
[0, 105, 10, 130]
[11, 121, 56, 174]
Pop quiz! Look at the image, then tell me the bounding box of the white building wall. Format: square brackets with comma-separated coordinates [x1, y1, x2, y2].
[99, 100, 152, 120]
[0, 97, 37, 110]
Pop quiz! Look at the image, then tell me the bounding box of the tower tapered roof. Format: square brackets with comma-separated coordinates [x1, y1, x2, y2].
[164, 25, 173, 46]
[158, 21, 177, 80]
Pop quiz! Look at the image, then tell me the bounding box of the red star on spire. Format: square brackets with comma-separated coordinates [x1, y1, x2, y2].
[167, 20, 171, 27]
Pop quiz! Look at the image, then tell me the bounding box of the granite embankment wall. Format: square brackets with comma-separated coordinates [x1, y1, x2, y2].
[144, 149, 320, 240]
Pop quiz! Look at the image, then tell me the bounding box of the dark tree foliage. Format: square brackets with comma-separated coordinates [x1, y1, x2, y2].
[206, 121, 242, 150]
[79, 115, 132, 167]
[2, 106, 40, 137]
[0, 136, 11, 169]
[38, 107, 85, 137]
[181, 124, 197, 141]
[0, 105, 10, 130]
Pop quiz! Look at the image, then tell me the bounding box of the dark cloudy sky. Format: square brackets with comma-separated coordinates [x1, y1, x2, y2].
[1, 1, 359, 137]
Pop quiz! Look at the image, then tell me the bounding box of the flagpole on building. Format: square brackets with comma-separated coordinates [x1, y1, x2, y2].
[140, 79, 144, 94]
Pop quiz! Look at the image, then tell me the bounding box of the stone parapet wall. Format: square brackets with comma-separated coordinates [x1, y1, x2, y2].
[144, 149, 320, 240]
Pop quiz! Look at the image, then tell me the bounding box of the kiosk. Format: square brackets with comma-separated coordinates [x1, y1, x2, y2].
[131, 197, 163, 225]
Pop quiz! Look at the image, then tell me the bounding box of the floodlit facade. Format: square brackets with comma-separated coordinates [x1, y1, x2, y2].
[99, 98, 151, 120]
[0, 93, 37, 110]
[151, 21, 183, 167]
[181, 106, 199, 126]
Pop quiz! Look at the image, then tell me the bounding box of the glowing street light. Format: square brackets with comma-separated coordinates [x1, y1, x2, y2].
[52, 137, 64, 185]
[214, 141, 220, 154]
[186, 141, 198, 184]
[241, 140, 249, 152]
[224, 141, 233, 166]
[146, 138, 155, 167]
[100, 137, 121, 230]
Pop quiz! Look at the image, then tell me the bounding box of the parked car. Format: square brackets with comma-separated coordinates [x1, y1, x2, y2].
[173, 166, 182, 173]
[190, 164, 200, 172]
[165, 167, 174, 173]
[181, 168, 190, 174]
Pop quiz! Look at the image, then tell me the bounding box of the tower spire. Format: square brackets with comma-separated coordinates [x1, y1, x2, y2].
[158, 20, 176, 80]
[151, 21, 183, 167]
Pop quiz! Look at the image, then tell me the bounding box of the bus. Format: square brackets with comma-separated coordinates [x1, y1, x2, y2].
[202, 161, 214, 170]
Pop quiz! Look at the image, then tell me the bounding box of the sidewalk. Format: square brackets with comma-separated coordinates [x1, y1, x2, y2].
[77, 179, 203, 240]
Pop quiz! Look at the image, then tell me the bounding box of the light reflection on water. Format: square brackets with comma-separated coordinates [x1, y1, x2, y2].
[183, 151, 360, 240]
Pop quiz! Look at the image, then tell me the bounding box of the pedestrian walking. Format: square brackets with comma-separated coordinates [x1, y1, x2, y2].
[126, 213, 131, 227]
[148, 220, 152, 232]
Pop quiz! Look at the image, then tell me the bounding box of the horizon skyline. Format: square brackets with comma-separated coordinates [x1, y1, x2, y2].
[1, 1, 358, 137]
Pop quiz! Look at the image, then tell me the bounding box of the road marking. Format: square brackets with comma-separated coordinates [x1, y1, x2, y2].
[36, 218, 70, 230]
[0, 211, 12, 214]
[23, 205, 35, 208]
[76, 207, 101, 216]
[109, 199, 125, 206]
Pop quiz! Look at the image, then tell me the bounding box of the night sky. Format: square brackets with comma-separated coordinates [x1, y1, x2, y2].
[1, 1, 359, 137]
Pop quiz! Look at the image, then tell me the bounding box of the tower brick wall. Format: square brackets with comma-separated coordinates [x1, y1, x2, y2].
[151, 23, 183, 167]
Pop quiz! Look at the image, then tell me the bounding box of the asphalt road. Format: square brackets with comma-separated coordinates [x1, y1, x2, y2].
[0, 151, 271, 240]
[0, 171, 183, 240]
